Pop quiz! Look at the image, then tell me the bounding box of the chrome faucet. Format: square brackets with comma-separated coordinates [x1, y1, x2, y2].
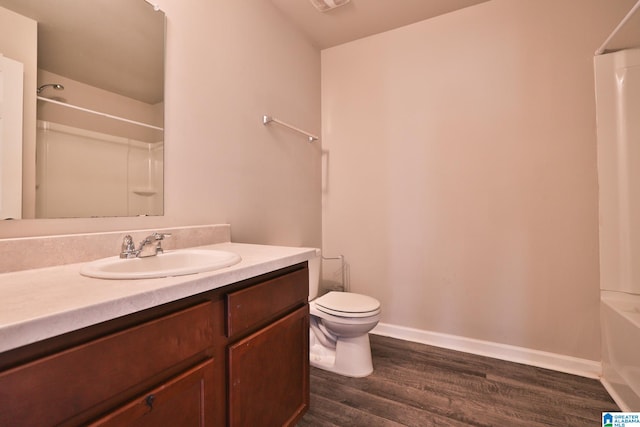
[120, 233, 171, 259]
[137, 232, 171, 258]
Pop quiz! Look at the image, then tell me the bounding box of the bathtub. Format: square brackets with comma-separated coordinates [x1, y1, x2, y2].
[601, 291, 640, 410]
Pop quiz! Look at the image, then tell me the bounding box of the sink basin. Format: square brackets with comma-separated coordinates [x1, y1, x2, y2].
[80, 249, 242, 279]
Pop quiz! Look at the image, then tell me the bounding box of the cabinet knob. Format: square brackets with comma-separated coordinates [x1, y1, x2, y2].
[145, 394, 156, 410]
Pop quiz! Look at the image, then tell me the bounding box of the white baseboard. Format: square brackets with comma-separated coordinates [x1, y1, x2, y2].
[371, 322, 602, 379]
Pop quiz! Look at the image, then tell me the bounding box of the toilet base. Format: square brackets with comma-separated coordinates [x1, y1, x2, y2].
[310, 332, 374, 378]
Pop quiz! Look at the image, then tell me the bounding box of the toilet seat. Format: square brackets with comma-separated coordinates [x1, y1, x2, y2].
[314, 291, 381, 318]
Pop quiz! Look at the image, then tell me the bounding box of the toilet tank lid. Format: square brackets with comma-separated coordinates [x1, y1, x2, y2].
[315, 291, 380, 314]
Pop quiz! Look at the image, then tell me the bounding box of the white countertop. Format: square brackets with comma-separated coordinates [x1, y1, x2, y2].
[0, 242, 317, 353]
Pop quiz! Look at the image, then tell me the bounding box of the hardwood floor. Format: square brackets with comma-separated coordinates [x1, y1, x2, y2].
[298, 334, 618, 426]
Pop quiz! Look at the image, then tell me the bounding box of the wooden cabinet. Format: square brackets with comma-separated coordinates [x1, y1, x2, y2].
[0, 262, 309, 427]
[226, 267, 309, 337]
[89, 359, 214, 427]
[0, 302, 215, 427]
[228, 306, 309, 427]
[226, 267, 310, 427]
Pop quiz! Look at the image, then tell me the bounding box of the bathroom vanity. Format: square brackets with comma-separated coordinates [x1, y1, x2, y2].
[0, 242, 314, 426]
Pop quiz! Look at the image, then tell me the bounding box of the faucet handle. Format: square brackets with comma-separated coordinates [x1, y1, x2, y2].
[153, 232, 170, 255]
[120, 235, 136, 259]
[139, 232, 172, 256]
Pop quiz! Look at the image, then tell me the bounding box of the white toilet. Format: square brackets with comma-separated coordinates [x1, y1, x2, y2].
[308, 251, 381, 378]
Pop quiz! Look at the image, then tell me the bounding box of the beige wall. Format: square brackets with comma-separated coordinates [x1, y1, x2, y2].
[0, 0, 322, 249]
[321, 0, 633, 360]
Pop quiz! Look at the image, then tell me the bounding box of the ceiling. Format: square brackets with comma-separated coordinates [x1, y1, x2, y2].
[0, 0, 489, 106]
[4, 0, 637, 104]
[270, 0, 491, 49]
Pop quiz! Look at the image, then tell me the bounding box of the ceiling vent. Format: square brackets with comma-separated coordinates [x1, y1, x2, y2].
[309, 0, 351, 12]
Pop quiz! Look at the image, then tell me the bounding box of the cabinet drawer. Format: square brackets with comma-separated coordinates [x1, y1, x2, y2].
[226, 266, 308, 338]
[0, 302, 214, 427]
[89, 358, 215, 427]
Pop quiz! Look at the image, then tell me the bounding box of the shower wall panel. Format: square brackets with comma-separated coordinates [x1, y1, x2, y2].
[36, 121, 161, 218]
[595, 48, 640, 295]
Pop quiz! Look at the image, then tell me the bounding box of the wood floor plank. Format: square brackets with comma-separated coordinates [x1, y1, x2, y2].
[309, 374, 473, 427]
[369, 363, 561, 426]
[298, 334, 618, 426]
[296, 394, 371, 427]
[371, 336, 618, 415]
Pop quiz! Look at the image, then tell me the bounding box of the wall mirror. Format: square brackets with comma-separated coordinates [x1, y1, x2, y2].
[0, 0, 164, 220]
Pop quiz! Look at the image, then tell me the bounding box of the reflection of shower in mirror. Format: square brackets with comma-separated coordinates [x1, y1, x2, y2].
[36, 83, 65, 94]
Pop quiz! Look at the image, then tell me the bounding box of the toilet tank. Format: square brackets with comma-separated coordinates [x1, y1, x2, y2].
[308, 249, 322, 300]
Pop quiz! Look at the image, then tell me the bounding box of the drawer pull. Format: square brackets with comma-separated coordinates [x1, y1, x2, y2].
[145, 394, 156, 410]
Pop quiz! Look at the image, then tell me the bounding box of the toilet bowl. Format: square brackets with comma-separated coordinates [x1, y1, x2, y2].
[308, 252, 381, 378]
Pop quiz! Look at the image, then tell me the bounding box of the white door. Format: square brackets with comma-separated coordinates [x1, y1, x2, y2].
[0, 53, 24, 220]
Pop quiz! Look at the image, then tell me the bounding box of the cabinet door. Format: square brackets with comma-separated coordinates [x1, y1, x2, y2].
[89, 358, 214, 427]
[0, 302, 214, 426]
[228, 305, 309, 427]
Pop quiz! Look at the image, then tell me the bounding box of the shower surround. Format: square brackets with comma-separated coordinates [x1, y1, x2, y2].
[595, 47, 640, 411]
